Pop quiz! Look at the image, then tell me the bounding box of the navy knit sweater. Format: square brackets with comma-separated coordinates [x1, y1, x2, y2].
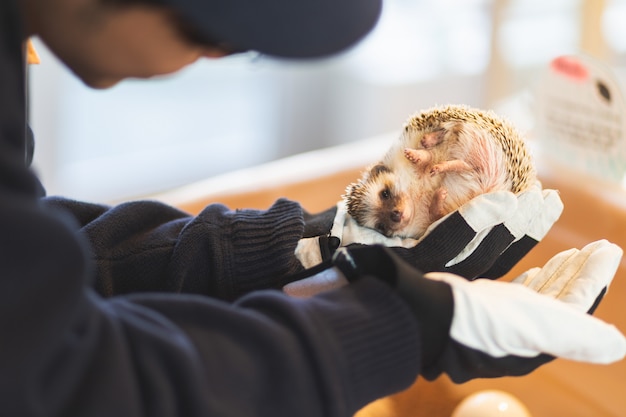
[0, 1, 421, 416]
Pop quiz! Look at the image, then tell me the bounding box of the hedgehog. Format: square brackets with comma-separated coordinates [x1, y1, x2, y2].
[343, 104, 536, 238]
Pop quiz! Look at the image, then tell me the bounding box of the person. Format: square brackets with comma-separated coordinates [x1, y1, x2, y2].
[1, 0, 625, 416]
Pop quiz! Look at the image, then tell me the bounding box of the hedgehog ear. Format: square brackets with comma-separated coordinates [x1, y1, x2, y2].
[369, 163, 391, 178]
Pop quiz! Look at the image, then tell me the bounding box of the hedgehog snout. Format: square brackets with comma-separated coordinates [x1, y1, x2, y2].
[374, 208, 406, 236]
[390, 210, 402, 223]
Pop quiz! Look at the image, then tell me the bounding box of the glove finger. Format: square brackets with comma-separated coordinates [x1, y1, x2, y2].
[428, 272, 626, 364]
[518, 300, 625, 364]
[480, 187, 563, 280]
[550, 240, 622, 311]
[510, 248, 578, 291]
[397, 191, 517, 274]
[501, 182, 545, 241]
[381, 212, 478, 273]
[510, 266, 541, 286]
[441, 192, 518, 275]
[443, 224, 514, 279]
[480, 235, 538, 279]
[418, 190, 517, 246]
[455, 190, 518, 233]
[508, 182, 563, 241]
[515, 240, 622, 312]
[526, 189, 564, 241]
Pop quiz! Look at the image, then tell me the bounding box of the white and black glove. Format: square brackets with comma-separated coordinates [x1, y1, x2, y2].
[296, 181, 563, 281]
[285, 240, 625, 382]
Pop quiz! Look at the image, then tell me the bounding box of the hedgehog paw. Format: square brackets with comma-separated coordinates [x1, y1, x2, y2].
[431, 159, 471, 175]
[429, 187, 448, 220]
[404, 148, 431, 166]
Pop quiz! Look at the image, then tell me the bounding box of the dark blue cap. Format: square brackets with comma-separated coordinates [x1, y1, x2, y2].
[163, 0, 383, 58]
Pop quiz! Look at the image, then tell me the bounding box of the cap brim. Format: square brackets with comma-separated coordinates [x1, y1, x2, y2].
[164, 0, 383, 58]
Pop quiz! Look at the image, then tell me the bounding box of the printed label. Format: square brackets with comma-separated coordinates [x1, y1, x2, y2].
[535, 54, 626, 183]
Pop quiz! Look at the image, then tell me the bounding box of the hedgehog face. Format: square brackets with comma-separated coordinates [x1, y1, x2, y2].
[344, 164, 414, 237]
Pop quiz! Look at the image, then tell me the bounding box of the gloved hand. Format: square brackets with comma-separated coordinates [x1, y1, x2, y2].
[285, 241, 626, 383]
[296, 181, 563, 281]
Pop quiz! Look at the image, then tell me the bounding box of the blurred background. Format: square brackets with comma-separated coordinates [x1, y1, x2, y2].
[29, 0, 626, 203]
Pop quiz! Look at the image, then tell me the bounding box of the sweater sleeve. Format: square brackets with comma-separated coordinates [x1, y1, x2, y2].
[1, 194, 422, 417]
[42, 196, 308, 300]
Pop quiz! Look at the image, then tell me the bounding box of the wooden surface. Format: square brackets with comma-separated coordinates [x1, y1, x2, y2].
[154, 144, 626, 417]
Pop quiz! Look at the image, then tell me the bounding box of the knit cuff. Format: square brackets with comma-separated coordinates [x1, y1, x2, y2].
[199, 198, 306, 300]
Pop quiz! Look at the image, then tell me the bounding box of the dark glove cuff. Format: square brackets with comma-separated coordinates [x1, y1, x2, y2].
[199, 198, 306, 298]
[332, 245, 454, 372]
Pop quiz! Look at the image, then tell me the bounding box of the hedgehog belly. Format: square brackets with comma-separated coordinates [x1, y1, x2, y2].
[344, 104, 537, 240]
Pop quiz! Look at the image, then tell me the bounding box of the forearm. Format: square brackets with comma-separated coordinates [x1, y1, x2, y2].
[127, 278, 420, 417]
[4, 253, 421, 417]
[42, 197, 307, 300]
[6, 193, 422, 417]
